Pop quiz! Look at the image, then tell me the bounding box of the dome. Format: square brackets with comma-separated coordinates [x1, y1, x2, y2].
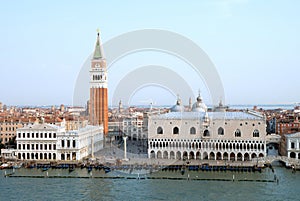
[197, 95, 202, 102]
[192, 103, 207, 112]
[191, 93, 207, 112]
[170, 97, 183, 112]
[171, 104, 183, 112]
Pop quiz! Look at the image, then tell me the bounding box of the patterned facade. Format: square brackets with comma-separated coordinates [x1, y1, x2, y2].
[16, 122, 103, 161]
[148, 96, 267, 161]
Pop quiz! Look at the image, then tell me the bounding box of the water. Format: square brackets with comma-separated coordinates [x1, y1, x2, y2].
[0, 165, 299, 201]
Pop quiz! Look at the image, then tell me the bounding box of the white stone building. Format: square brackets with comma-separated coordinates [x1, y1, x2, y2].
[148, 96, 267, 161]
[284, 132, 300, 159]
[16, 123, 60, 160]
[16, 122, 103, 161]
[122, 117, 145, 141]
[56, 125, 103, 160]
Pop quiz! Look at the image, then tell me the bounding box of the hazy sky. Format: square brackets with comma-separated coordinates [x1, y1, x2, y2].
[0, 0, 299, 106]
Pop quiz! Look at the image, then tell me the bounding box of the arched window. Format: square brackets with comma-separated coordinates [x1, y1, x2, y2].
[218, 127, 224, 135]
[190, 127, 196, 135]
[253, 129, 259, 137]
[157, 127, 163, 134]
[203, 129, 210, 137]
[235, 129, 241, 137]
[173, 127, 179, 134]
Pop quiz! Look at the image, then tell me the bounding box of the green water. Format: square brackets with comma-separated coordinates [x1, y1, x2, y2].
[0, 166, 298, 201]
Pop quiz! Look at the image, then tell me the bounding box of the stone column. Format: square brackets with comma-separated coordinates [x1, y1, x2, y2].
[123, 136, 128, 161]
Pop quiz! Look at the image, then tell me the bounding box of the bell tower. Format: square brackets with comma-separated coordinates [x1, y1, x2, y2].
[89, 30, 108, 135]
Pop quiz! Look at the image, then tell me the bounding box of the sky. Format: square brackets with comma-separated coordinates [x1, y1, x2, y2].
[0, 0, 299, 106]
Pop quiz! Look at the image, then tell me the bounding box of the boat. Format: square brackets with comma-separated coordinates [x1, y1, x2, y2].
[0, 163, 10, 169]
[69, 166, 75, 172]
[13, 163, 23, 169]
[42, 167, 49, 171]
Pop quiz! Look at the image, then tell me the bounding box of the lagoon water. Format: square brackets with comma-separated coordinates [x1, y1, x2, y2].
[0, 165, 299, 201]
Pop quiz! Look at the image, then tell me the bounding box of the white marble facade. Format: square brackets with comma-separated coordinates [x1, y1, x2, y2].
[16, 122, 103, 161]
[285, 132, 300, 159]
[148, 96, 267, 161]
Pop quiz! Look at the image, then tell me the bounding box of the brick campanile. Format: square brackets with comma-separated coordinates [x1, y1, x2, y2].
[89, 31, 108, 135]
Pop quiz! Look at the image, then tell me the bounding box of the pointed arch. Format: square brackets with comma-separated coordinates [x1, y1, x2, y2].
[203, 129, 210, 137]
[218, 127, 224, 135]
[173, 127, 179, 134]
[235, 129, 241, 137]
[253, 129, 259, 137]
[157, 127, 163, 134]
[190, 127, 196, 135]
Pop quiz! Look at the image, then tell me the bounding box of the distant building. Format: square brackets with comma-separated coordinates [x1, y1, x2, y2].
[123, 117, 145, 141]
[0, 118, 32, 144]
[148, 95, 267, 161]
[16, 122, 103, 161]
[276, 120, 300, 134]
[267, 117, 276, 134]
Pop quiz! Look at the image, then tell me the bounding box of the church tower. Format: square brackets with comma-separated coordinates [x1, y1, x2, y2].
[89, 31, 108, 135]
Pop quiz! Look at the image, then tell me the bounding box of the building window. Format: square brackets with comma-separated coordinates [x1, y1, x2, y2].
[18, 144, 21, 150]
[40, 133, 43, 138]
[190, 127, 196, 135]
[27, 133, 30, 138]
[44, 144, 47, 150]
[61, 140, 65, 148]
[36, 144, 39, 150]
[53, 133, 56, 138]
[218, 127, 224, 135]
[203, 129, 210, 137]
[253, 129, 259, 137]
[157, 127, 163, 134]
[173, 127, 179, 134]
[40, 144, 43, 150]
[23, 133, 25, 138]
[27, 144, 30, 150]
[67, 140, 70, 148]
[18, 133, 21, 138]
[291, 142, 295, 149]
[235, 129, 241, 137]
[49, 133, 52, 138]
[49, 144, 52, 150]
[73, 140, 76, 148]
[32, 133, 34, 138]
[53, 144, 56, 150]
[22, 144, 25, 150]
[45, 133, 47, 138]
[36, 133, 39, 138]
[31, 144, 34, 150]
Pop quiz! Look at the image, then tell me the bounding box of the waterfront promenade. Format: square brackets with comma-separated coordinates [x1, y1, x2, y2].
[94, 143, 261, 168]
